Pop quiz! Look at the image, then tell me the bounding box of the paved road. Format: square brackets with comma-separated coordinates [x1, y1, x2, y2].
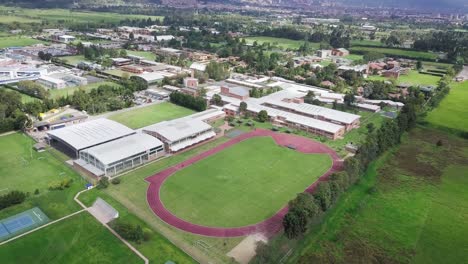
[455, 65, 468, 81]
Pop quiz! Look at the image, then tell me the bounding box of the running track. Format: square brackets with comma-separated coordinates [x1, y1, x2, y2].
[146, 129, 343, 237]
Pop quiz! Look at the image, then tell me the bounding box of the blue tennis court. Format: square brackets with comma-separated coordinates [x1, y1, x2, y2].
[0, 207, 49, 241]
[3, 215, 34, 233]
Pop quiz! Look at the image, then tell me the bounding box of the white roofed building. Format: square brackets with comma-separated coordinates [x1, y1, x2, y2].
[143, 117, 216, 153]
[75, 133, 164, 177]
[47, 118, 135, 157]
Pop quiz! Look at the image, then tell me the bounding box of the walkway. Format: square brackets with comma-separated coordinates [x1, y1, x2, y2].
[146, 129, 343, 237]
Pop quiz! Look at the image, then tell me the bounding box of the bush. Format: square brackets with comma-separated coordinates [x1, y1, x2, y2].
[436, 139, 443, 147]
[113, 222, 144, 243]
[111, 178, 121, 185]
[0, 190, 27, 210]
[48, 178, 74, 190]
[34, 189, 40, 195]
[97, 177, 109, 189]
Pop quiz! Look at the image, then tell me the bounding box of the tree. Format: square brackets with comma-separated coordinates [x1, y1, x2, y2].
[312, 181, 332, 211]
[366, 123, 375, 134]
[416, 60, 423, 71]
[239, 101, 247, 113]
[343, 92, 356, 107]
[129, 32, 135, 40]
[283, 208, 308, 239]
[257, 110, 268, 122]
[120, 49, 128, 57]
[210, 94, 223, 106]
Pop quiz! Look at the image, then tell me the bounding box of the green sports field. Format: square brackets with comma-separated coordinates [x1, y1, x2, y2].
[367, 70, 441, 86]
[0, 36, 45, 48]
[426, 81, 468, 132]
[243, 36, 319, 51]
[48, 81, 122, 99]
[350, 46, 438, 61]
[160, 137, 332, 227]
[108, 102, 195, 129]
[0, 212, 142, 264]
[0, 133, 83, 220]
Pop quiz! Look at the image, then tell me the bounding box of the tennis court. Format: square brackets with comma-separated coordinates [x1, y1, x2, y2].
[0, 207, 49, 241]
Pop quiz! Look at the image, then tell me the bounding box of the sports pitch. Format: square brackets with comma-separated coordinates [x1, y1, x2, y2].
[108, 102, 195, 129]
[0, 207, 49, 241]
[159, 136, 332, 228]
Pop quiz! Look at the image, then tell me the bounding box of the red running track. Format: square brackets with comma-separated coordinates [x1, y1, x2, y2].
[146, 129, 343, 237]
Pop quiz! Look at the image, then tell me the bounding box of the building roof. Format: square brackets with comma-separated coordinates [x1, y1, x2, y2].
[82, 133, 163, 165]
[139, 72, 165, 83]
[143, 118, 213, 143]
[228, 86, 249, 97]
[190, 62, 207, 72]
[47, 118, 135, 151]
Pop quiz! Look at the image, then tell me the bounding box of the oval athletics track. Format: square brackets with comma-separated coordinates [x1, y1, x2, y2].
[145, 129, 343, 237]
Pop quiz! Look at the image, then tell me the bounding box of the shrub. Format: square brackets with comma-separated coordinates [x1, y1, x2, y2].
[34, 189, 40, 195]
[111, 178, 121, 185]
[48, 178, 74, 190]
[436, 139, 443, 147]
[0, 190, 27, 210]
[113, 222, 144, 243]
[97, 177, 109, 189]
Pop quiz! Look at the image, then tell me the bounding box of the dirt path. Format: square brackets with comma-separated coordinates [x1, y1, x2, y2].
[146, 129, 343, 237]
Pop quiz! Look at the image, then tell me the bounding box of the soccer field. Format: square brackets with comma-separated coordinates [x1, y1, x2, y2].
[243, 36, 319, 50]
[108, 102, 195, 129]
[0, 133, 83, 219]
[160, 137, 332, 228]
[0, 212, 143, 264]
[426, 81, 468, 132]
[367, 70, 441, 86]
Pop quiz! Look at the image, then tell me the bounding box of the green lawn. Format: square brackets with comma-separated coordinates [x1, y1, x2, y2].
[48, 81, 122, 99]
[126, 50, 156, 61]
[1, 87, 40, 103]
[344, 54, 364, 61]
[105, 69, 138, 78]
[367, 70, 441, 86]
[426, 81, 468, 133]
[282, 127, 468, 263]
[243, 36, 319, 51]
[108, 102, 195, 129]
[0, 6, 163, 25]
[350, 46, 438, 61]
[0, 133, 84, 220]
[350, 39, 383, 47]
[79, 191, 196, 264]
[0, 36, 45, 48]
[61, 55, 88, 66]
[161, 136, 332, 227]
[0, 212, 143, 264]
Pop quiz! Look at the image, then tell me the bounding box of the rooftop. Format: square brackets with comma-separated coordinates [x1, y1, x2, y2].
[82, 133, 163, 165]
[143, 118, 213, 143]
[47, 118, 135, 151]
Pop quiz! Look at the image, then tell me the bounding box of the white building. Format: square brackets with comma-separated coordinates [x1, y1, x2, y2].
[58, 35, 76, 43]
[76, 133, 164, 177]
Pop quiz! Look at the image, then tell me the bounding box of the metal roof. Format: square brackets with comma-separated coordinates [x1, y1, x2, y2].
[143, 118, 213, 143]
[82, 133, 163, 165]
[47, 118, 135, 151]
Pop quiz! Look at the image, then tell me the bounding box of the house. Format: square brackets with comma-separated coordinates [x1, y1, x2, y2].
[317, 50, 333, 59]
[332, 48, 350, 57]
[184, 77, 198, 89]
[320, 81, 335, 88]
[58, 35, 76, 43]
[221, 86, 250, 100]
[111, 58, 132, 66]
[156, 35, 175, 42]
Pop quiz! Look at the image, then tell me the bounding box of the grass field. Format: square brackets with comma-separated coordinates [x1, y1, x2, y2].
[367, 70, 441, 86]
[0, 7, 163, 25]
[350, 39, 383, 47]
[48, 81, 122, 99]
[105, 69, 138, 78]
[0, 212, 142, 264]
[79, 191, 196, 264]
[108, 102, 194, 129]
[161, 136, 332, 227]
[243, 36, 319, 51]
[350, 46, 438, 61]
[61, 55, 89, 66]
[1, 87, 40, 103]
[0, 36, 45, 48]
[126, 50, 156, 61]
[344, 54, 364, 61]
[0, 16, 40, 24]
[0, 133, 84, 220]
[426, 81, 468, 132]
[255, 128, 468, 264]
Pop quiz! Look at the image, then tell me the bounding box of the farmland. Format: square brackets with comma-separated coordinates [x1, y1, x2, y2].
[0, 36, 45, 48]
